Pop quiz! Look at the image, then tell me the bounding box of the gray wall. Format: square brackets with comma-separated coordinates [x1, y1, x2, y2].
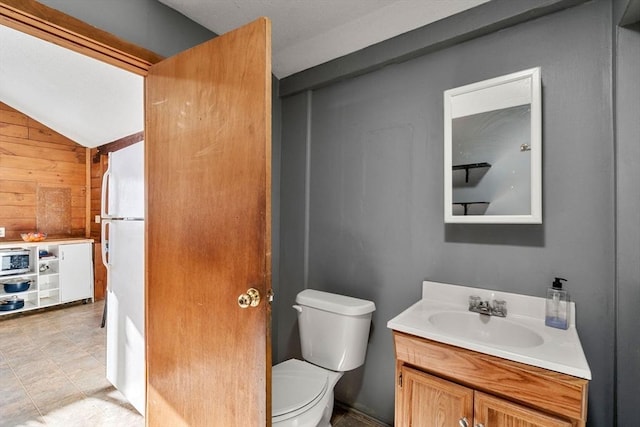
[27, 1, 636, 425]
[38, 0, 214, 58]
[276, 91, 310, 362]
[614, 1, 640, 425]
[279, 1, 616, 425]
[271, 75, 283, 362]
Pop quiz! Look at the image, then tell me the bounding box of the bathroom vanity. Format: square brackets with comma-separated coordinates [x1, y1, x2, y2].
[388, 281, 590, 427]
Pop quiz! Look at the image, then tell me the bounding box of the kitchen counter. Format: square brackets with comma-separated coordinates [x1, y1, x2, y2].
[0, 238, 94, 249]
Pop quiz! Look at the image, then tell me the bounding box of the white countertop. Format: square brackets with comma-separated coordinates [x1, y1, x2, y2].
[0, 238, 94, 249]
[387, 280, 592, 380]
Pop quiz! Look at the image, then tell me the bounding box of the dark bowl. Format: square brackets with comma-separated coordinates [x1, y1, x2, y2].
[0, 298, 24, 311]
[3, 281, 31, 293]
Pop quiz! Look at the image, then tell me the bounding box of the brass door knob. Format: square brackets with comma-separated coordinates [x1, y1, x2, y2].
[238, 288, 261, 308]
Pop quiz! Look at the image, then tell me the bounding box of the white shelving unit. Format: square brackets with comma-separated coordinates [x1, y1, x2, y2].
[0, 239, 93, 316]
[38, 244, 60, 307]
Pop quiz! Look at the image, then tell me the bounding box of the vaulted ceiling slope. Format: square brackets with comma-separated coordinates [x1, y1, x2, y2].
[0, 0, 489, 148]
[0, 24, 143, 148]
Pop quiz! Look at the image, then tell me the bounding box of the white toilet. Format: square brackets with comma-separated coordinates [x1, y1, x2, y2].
[272, 289, 376, 427]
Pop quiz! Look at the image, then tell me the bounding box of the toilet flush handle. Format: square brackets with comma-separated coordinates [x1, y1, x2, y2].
[292, 305, 303, 313]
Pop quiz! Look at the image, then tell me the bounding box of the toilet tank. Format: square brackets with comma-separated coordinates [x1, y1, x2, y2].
[295, 289, 375, 372]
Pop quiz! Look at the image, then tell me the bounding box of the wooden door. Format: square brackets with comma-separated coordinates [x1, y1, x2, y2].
[475, 392, 573, 427]
[145, 18, 272, 426]
[399, 366, 473, 427]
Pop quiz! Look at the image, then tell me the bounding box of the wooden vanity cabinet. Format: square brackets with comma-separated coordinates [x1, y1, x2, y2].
[399, 365, 473, 426]
[393, 331, 588, 427]
[475, 392, 573, 427]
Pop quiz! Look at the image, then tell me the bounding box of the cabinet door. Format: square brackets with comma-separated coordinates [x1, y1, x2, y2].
[59, 243, 93, 302]
[475, 392, 573, 427]
[399, 366, 473, 427]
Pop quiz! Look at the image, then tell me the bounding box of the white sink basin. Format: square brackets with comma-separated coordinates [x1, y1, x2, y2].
[428, 311, 544, 348]
[387, 280, 592, 380]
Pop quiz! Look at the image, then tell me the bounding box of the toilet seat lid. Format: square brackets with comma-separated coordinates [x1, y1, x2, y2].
[272, 360, 328, 418]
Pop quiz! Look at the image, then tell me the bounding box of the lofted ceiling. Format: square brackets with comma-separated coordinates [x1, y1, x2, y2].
[0, 0, 489, 148]
[0, 24, 143, 148]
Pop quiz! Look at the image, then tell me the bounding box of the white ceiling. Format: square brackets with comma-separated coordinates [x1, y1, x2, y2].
[0, 24, 143, 148]
[159, 0, 490, 78]
[0, 0, 488, 148]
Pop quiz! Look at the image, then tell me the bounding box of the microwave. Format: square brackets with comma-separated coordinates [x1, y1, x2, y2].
[0, 249, 31, 276]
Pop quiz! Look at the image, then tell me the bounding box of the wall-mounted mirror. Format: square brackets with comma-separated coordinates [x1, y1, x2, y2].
[444, 67, 542, 224]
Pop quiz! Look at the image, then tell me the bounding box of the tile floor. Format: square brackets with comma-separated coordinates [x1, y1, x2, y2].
[331, 404, 389, 427]
[0, 301, 387, 427]
[0, 301, 142, 427]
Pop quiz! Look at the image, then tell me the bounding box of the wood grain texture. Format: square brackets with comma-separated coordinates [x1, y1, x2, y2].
[95, 131, 144, 158]
[146, 18, 271, 426]
[393, 331, 588, 422]
[0, 102, 87, 241]
[0, 1, 141, 248]
[85, 147, 90, 237]
[0, 0, 162, 75]
[400, 365, 473, 427]
[475, 392, 573, 427]
[89, 148, 107, 242]
[92, 242, 106, 301]
[37, 186, 71, 234]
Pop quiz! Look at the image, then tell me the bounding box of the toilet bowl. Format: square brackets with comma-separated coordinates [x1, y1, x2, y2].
[271, 289, 376, 427]
[272, 359, 342, 427]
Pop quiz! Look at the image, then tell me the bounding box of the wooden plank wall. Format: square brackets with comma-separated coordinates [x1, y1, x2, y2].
[89, 149, 107, 241]
[90, 149, 107, 300]
[0, 101, 87, 241]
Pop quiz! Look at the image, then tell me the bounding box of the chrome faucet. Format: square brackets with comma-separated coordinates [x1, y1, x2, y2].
[468, 295, 507, 317]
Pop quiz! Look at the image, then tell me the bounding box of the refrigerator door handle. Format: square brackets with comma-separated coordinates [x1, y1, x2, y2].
[101, 220, 111, 278]
[101, 153, 113, 219]
[100, 219, 110, 330]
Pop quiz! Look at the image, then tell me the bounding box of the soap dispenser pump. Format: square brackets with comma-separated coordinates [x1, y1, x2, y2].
[545, 277, 569, 329]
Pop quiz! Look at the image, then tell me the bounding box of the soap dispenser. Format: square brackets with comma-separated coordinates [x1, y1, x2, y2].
[545, 277, 569, 329]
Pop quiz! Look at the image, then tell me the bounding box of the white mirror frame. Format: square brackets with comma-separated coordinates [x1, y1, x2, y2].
[444, 67, 542, 224]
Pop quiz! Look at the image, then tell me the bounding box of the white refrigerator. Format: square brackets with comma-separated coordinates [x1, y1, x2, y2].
[101, 141, 145, 415]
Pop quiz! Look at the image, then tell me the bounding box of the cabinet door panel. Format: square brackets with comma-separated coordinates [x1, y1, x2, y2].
[475, 391, 573, 427]
[400, 366, 473, 427]
[59, 243, 92, 302]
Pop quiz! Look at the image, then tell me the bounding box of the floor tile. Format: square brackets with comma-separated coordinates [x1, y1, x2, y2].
[1, 339, 41, 362]
[68, 367, 111, 395]
[0, 407, 46, 427]
[0, 382, 35, 408]
[8, 357, 58, 383]
[36, 393, 88, 418]
[1, 300, 386, 426]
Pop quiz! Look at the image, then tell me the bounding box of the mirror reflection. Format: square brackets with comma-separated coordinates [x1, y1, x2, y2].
[444, 68, 541, 224]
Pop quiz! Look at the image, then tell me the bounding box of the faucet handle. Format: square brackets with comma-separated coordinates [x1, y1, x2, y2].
[468, 295, 482, 308]
[492, 299, 507, 316]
